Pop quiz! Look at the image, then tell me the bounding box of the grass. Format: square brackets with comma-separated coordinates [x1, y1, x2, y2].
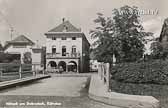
[110, 80, 168, 108]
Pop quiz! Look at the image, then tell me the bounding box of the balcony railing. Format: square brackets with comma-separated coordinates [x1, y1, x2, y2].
[46, 53, 80, 58]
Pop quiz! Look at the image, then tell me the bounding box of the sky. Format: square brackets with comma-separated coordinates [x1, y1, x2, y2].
[0, 0, 167, 52]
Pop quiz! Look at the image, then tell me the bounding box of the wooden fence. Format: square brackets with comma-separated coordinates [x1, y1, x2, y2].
[98, 62, 110, 92]
[0, 63, 44, 82]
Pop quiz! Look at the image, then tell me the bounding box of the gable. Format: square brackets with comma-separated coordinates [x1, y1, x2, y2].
[10, 35, 34, 44]
[4, 35, 34, 50]
[48, 20, 81, 32]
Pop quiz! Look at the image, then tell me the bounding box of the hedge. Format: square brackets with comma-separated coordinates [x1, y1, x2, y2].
[111, 60, 168, 85]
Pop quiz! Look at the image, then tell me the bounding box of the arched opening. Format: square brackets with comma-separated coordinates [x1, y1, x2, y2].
[68, 61, 77, 72]
[58, 61, 66, 71]
[48, 61, 57, 68]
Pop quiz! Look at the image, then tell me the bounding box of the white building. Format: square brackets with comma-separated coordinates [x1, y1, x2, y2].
[45, 19, 90, 73]
[4, 35, 42, 68]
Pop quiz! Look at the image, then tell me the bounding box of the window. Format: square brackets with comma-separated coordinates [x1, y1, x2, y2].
[61, 37, 67, 40]
[72, 46, 76, 53]
[52, 46, 56, 53]
[62, 46, 66, 56]
[72, 37, 76, 40]
[52, 37, 56, 40]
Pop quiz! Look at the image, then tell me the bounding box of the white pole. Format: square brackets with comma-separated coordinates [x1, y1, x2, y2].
[106, 63, 110, 92]
[19, 64, 22, 79]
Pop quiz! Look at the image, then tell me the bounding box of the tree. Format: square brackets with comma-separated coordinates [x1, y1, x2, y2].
[150, 41, 168, 59]
[0, 43, 3, 52]
[23, 52, 32, 64]
[90, 13, 119, 64]
[150, 18, 168, 59]
[90, 5, 153, 63]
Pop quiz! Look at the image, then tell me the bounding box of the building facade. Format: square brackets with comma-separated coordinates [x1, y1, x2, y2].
[4, 35, 43, 69]
[45, 19, 90, 73]
[4, 35, 35, 63]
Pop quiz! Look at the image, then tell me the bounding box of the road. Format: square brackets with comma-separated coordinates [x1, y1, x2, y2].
[0, 75, 120, 108]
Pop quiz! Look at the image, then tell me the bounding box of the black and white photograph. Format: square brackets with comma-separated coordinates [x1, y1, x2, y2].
[0, 0, 167, 108]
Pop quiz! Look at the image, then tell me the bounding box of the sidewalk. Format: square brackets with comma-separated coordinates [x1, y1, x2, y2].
[0, 74, 50, 90]
[89, 74, 160, 108]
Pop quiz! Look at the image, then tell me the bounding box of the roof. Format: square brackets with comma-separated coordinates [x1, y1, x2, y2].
[9, 35, 34, 44]
[45, 19, 90, 46]
[4, 35, 34, 50]
[48, 20, 81, 32]
[159, 18, 168, 42]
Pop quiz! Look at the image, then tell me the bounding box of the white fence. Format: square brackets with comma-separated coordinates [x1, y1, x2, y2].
[98, 62, 110, 92]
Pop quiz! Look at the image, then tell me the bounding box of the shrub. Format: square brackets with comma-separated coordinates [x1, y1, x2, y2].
[111, 60, 168, 84]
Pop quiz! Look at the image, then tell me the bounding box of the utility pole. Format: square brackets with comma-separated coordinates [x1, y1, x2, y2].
[0, 10, 15, 41]
[10, 26, 14, 40]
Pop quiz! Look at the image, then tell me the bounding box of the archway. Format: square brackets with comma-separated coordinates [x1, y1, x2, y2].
[68, 61, 77, 72]
[48, 61, 57, 68]
[58, 61, 66, 71]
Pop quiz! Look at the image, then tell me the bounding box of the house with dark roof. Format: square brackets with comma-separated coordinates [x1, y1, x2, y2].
[4, 35, 34, 54]
[4, 35, 43, 68]
[45, 19, 90, 73]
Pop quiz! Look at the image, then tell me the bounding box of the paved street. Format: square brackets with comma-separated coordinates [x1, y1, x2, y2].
[0, 75, 119, 108]
[0, 76, 88, 97]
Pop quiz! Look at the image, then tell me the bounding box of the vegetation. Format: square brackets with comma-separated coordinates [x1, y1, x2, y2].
[111, 60, 168, 85]
[150, 18, 168, 60]
[23, 52, 32, 64]
[0, 43, 3, 52]
[110, 60, 168, 108]
[90, 5, 153, 63]
[0, 53, 20, 63]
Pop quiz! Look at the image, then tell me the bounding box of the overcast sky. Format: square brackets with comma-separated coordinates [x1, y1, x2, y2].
[0, 0, 167, 50]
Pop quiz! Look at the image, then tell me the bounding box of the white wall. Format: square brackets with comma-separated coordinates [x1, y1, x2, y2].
[32, 50, 43, 70]
[32, 52, 41, 64]
[5, 45, 32, 54]
[46, 37, 82, 54]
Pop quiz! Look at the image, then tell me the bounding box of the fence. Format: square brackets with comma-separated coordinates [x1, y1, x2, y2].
[98, 62, 110, 92]
[0, 63, 44, 82]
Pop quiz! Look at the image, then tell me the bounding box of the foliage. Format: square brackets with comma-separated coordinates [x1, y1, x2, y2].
[111, 80, 167, 96]
[23, 52, 32, 64]
[111, 60, 168, 84]
[0, 53, 20, 63]
[0, 43, 3, 52]
[90, 5, 153, 63]
[150, 41, 168, 59]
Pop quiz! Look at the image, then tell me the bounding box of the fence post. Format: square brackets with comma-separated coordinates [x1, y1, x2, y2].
[106, 63, 110, 92]
[98, 63, 101, 77]
[19, 64, 22, 79]
[33, 64, 36, 76]
[0, 69, 2, 80]
[101, 63, 103, 80]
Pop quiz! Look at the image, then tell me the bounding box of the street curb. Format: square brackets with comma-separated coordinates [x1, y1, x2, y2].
[88, 75, 160, 108]
[0, 75, 51, 90]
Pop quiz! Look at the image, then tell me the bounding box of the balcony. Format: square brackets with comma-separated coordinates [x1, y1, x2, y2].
[46, 53, 80, 59]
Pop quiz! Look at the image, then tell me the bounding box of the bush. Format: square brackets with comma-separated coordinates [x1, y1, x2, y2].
[110, 80, 168, 97]
[111, 60, 168, 84]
